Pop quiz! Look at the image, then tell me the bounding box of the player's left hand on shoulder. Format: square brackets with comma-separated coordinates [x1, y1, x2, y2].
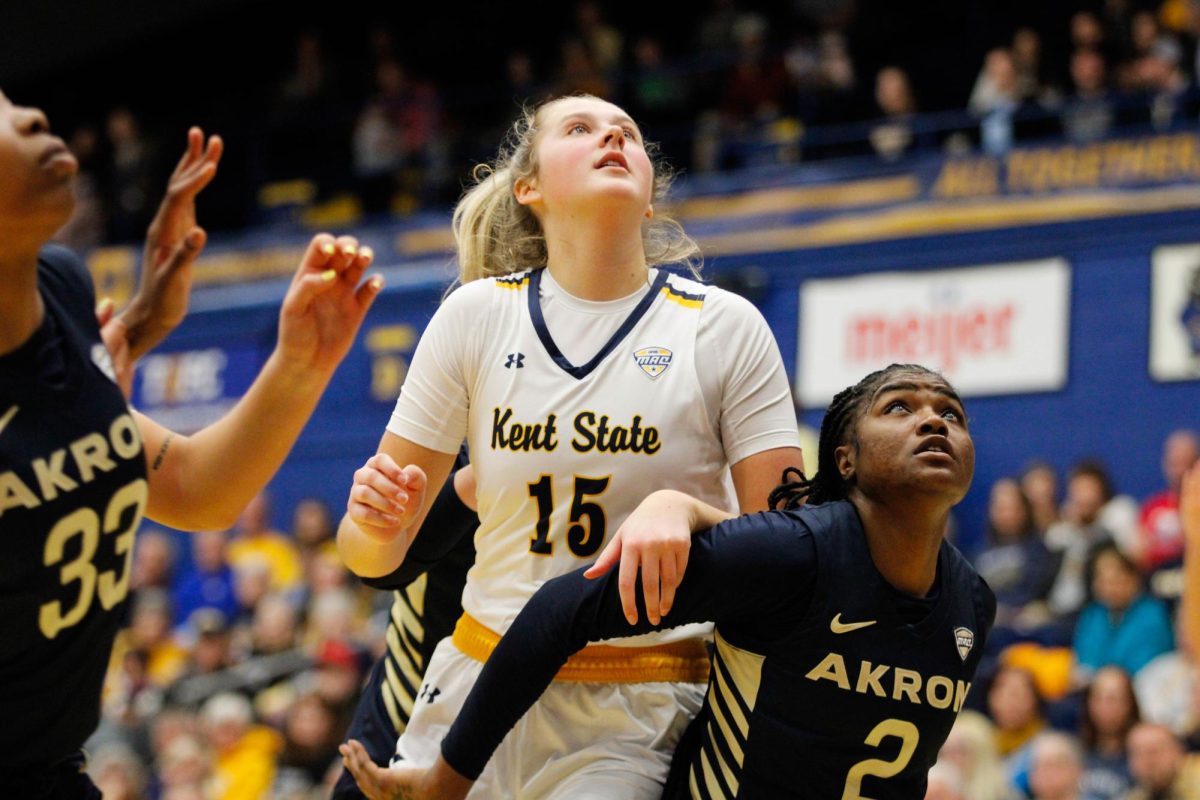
[277, 233, 384, 374]
[586, 490, 693, 626]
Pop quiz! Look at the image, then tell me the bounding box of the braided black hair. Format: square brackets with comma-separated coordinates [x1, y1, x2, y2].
[769, 363, 946, 510]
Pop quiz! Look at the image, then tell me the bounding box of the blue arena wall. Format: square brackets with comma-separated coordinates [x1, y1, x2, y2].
[742, 208, 1200, 553]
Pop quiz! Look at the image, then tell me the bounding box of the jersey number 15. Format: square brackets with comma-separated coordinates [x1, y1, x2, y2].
[527, 475, 610, 558]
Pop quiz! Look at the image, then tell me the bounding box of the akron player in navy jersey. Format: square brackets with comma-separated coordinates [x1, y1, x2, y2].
[342, 364, 997, 800]
[332, 456, 478, 799]
[0, 90, 383, 798]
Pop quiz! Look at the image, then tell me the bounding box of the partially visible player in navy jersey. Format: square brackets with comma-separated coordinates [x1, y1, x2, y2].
[0, 89, 383, 798]
[331, 456, 478, 800]
[342, 363, 997, 800]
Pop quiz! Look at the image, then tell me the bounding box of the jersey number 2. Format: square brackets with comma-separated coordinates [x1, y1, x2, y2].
[528, 475, 610, 557]
[841, 718, 920, 800]
[39, 478, 148, 640]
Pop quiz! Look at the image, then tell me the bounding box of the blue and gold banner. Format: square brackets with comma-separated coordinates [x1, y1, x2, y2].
[87, 131, 1200, 291]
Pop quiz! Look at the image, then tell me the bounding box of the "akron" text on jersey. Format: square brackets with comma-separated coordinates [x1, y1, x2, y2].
[0, 413, 142, 519]
[804, 651, 972, 712]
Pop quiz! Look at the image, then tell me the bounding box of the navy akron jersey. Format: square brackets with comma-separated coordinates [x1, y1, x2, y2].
[694, 501, 996, 799]
[0, 246, 148, 770]
[442, 500, 996, 800]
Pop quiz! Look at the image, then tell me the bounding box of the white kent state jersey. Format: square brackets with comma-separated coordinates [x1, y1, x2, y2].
[389, 267, 800, 643]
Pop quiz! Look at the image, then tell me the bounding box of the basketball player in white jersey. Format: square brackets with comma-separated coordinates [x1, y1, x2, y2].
[336, 94, 803, 798]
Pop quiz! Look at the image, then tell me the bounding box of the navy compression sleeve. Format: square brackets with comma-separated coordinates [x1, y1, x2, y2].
[439, 510, 817, 779]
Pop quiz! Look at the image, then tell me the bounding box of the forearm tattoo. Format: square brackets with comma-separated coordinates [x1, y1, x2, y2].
[152, 434, 174, 471]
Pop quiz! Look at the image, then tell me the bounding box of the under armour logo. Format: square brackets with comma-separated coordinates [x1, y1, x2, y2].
[418, 684, 441, 703]
[504, 353, 525, 369]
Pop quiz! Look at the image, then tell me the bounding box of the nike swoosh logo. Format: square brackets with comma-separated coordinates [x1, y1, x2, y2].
[0, 405, 17, 437]
[830, 613, 877, 634]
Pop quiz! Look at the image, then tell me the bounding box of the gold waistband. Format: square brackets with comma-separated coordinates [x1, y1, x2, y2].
[452, 612, 711, 684]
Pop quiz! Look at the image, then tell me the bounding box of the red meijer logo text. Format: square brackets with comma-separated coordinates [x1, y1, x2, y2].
[847, 304, 1016, 373]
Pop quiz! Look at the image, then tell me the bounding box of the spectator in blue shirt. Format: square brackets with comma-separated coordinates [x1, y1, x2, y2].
[1073, 544, 1173, 683]
[172, 529, 240, 630]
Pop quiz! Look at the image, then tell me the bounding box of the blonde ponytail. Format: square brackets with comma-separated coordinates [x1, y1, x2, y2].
[451, 163, 546, 284]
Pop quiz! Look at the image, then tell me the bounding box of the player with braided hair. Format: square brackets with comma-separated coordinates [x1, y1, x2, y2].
[768, 363, 926, 509]
[342, 363, 996, 800]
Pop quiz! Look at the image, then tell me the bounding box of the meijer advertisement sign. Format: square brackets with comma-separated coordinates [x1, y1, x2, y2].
[797, 259, 1071, 407]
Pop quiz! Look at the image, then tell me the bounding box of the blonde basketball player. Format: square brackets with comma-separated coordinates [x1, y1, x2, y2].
[336, 94, 802, 799]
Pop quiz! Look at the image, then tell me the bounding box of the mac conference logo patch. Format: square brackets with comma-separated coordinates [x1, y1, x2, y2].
[954, 627, 975, 661]
[633, 346, 672, 379]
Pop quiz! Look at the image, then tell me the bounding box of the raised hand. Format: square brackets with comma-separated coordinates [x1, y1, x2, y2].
[276, 233, 382, 376]
[346, 453, 428, 543]
[123, 127, 223, 357]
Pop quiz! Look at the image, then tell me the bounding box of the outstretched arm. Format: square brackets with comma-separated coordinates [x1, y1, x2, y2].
[338, 283, 477, 579]
[342, 511, 815, 798]
[138, 233, 382, 530]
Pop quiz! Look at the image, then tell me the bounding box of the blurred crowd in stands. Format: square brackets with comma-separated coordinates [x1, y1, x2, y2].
[43, 0, 1200, 252]
[80, 428, 1200, 798]
[84, 493, 367, 798]
[939, 429, 1200, 800]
